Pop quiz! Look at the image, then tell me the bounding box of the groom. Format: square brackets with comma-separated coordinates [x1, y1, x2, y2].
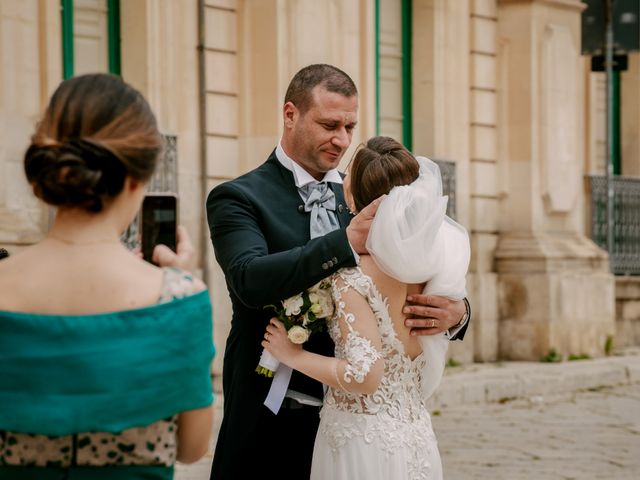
[207, 64, 469, 480]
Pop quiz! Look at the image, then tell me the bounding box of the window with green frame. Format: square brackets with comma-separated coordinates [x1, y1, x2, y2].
[375, 0, 412, 150]
[61, 0, 121, 79]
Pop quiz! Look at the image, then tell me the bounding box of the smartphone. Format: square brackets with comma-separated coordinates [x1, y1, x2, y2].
[141, 193, 178, 264]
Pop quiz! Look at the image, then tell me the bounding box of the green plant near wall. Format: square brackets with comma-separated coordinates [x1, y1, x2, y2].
[568, 353, 591, 361]
[541, 348, 562, 363]
[604, 335, 614, 356]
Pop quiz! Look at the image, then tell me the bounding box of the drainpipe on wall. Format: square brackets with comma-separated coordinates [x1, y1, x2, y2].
[197, 0, 209, 284]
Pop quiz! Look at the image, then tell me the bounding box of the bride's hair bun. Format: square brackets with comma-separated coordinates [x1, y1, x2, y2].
[348, 136, 419, 212]
[25, 139, 127, 212]
[24, 73, 162, 212]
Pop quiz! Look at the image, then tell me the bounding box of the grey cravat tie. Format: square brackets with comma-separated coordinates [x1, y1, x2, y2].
[298, 182, 340, 238]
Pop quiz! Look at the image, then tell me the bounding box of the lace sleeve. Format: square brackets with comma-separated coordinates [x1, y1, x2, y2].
[331, 271, 384, 395]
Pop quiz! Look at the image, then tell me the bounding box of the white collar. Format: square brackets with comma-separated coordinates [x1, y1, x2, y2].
[276, 142, 343, 188]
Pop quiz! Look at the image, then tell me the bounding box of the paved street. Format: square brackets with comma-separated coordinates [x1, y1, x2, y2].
[433, 383, 640, 480]
[176, 351, 640, 480]
[176, 382, 640, 480]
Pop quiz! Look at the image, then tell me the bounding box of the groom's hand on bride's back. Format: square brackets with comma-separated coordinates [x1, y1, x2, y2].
[346, 195, 385, 254]
[403, 294, 466, 336]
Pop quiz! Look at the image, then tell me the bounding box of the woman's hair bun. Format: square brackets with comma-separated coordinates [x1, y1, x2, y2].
[23, 73, 162, 212]
[24, 139, 127, 212]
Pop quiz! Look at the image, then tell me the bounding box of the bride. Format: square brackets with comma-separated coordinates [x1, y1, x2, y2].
[262, 136, 470, 480]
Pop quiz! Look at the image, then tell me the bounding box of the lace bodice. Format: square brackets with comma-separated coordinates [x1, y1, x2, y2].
[325, 267, 428, 418]
[317, 267, 438, 479]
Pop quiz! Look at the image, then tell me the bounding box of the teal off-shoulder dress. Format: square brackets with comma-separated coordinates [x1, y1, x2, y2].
[0, 267, 215, 480]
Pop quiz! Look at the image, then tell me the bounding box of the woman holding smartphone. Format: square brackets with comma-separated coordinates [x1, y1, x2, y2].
[0, 73, 214, 480]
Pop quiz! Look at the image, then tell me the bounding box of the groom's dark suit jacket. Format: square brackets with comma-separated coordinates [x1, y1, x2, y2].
[206, 151, 357, 478]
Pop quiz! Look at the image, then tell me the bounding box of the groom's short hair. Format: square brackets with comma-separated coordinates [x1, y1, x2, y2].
[284, 64, 357, 114]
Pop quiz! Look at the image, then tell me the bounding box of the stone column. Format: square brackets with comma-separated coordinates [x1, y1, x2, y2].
[495, 0, 614, 360]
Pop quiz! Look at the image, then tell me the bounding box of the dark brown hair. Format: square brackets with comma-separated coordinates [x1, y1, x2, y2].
[349, 136, 419, 212]
[284, 64, 357, 114]
[24, 73, 162, 212]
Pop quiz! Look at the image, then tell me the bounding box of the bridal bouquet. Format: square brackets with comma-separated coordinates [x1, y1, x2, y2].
[256, 278, 334, 377]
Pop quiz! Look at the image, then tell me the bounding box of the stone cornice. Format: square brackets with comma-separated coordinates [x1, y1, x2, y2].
[498, 0, 586, 12]
[495, 232, 610, 273]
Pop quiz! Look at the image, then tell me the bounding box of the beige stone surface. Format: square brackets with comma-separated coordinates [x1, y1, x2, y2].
[472, 0, 498, 17]
[204, 7, 236, 51]
[471, 124, 497, 160]
[471, 161, 498, 196]
[0, 0, 636, 383]
[205, 50, 238, 94]
[206, 137, 239, 179]
[496, 233, 614, 359]
[206, 94, 239, 137]
[470, 197, 499, 233]
[472, 88, 497, 125]
[472, 16, 497, 55]
[470, 232, 499, 274]
[471, 53, 496, 90]
[616, 277, 640, 348]
[468, 272, 499, 362]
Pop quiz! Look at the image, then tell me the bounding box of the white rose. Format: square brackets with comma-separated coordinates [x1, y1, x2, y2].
[287, 325, 310, 344]
[315, 289, 334, 318]
[308, 293, 322, 316]
[282, 294, 304, 316]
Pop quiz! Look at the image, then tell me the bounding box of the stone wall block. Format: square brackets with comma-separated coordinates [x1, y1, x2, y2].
[470, 197, 499, 233]
[468, 272, 499, 362]
[471, 124, 497, 160]
[207, 137, 239, 179]
[471, 161, 497, 196]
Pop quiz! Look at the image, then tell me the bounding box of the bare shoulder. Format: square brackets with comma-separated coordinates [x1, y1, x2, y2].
[0, 255, 18, 307]
[359, 255, 398, 289]
[0, 246, 45, 309]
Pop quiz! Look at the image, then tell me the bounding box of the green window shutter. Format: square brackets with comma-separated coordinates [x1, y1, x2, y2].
[401, 0, 412, 151]
[375, 0, 413, 149]
[612, 70, 621, 175]
[375, 0, 381, 136]
[60, 0, 121, 78]
[61, 0, 74, 79]
[107, 0, 121, 75]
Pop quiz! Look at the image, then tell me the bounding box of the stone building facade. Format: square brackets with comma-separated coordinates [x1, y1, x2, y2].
[1, 0, 639, 385]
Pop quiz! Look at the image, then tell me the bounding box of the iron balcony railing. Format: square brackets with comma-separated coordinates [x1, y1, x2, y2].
[586, 174, 640, 275]
[434, 159, 457, 220]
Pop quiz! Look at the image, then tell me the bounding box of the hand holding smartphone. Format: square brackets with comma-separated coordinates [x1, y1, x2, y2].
[141, 193, 178, 265]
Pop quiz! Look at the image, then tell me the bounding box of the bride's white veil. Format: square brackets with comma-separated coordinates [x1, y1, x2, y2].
[365, 156, 470, 399]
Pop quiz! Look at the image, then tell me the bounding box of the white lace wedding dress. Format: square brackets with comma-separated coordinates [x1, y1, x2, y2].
[310, 157, 469, 480]
[310, 267, 442, 480]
